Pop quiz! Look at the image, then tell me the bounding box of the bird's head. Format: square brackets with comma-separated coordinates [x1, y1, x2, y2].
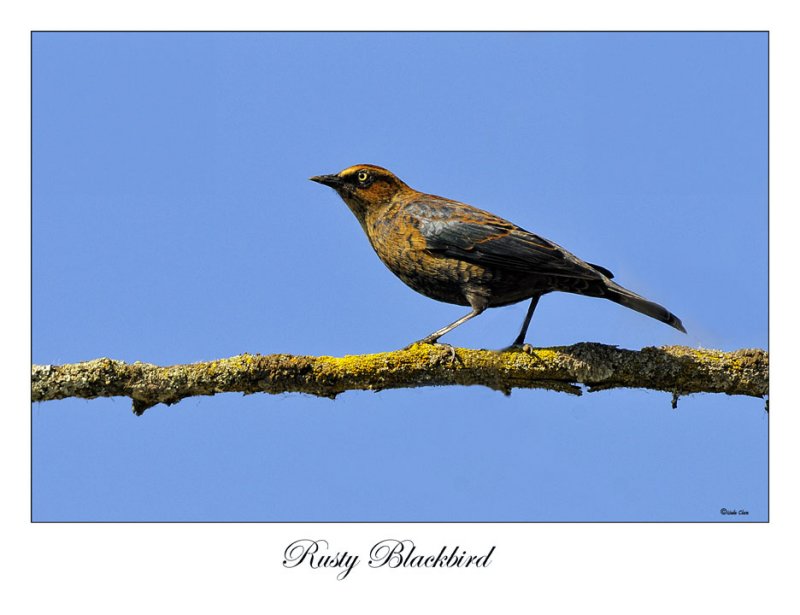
[310, 164, 411, 222]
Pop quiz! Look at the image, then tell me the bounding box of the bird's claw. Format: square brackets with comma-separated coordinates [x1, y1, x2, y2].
[501, 343, 544, 363]
[407, 339, 462, 366]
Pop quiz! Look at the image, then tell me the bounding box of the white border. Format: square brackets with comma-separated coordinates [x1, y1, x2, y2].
[7, 1, 795, 611]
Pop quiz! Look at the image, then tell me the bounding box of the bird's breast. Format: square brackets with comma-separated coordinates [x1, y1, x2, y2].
[363, 205, 487, 306]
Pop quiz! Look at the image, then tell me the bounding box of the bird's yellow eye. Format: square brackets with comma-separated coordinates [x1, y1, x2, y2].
[357, 171, 369, 183]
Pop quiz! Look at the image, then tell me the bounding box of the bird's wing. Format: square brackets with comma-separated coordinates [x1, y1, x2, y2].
[407, 196, 609, 280]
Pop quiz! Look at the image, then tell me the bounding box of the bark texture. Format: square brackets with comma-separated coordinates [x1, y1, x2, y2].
[31, 343, 768, 415]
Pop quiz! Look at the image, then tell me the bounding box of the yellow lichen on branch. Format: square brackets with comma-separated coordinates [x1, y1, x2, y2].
[30, 343, 768, 415]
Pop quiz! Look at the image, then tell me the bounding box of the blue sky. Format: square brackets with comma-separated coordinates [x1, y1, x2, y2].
[32, 32, 767, 521]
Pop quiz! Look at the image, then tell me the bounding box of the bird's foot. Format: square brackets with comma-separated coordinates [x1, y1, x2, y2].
[500, 342, 544, 363]
[406, 338, 462, 366]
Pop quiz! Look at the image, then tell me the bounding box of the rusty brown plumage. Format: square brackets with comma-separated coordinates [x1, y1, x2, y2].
[311, 164, 685, 347]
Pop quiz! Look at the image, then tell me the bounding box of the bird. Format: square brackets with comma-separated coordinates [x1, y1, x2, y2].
[310, 164, 685, 348]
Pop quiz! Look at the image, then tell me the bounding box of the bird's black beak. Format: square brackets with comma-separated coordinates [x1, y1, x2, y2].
[310, 174, 343, 188]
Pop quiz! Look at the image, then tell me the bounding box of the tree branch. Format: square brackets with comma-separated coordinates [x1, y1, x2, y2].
[31, 343, 768, 415]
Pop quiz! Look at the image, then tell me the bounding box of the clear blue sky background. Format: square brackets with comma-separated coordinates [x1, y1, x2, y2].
[32, 32, 767, 522]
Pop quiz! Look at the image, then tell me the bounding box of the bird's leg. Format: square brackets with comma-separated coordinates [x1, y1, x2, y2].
[512, 294, 541, 346]
[418, 307, 484, 345]
[407, 305, 486, 363]
[503, 294, 542, 355]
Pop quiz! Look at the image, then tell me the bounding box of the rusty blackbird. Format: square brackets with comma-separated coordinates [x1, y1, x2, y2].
[311, 164, 685, 347]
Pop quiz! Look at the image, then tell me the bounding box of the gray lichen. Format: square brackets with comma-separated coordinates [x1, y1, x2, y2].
[31, 343, 768, 415]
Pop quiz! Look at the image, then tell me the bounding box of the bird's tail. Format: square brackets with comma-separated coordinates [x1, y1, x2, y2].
[605, 282, 686, 333]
